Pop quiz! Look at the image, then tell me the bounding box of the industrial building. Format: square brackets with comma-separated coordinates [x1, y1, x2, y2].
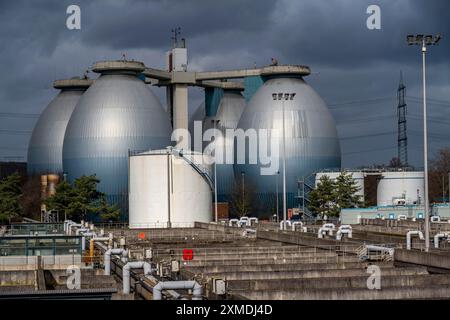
[27, 39, 340, 219]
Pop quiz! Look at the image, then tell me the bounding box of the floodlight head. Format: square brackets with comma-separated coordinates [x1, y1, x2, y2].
[290, 93, 296, 100]
[272, 93, 277, 100]
[407, 35, 415, 45]
[415, 34, 424, 44]
[284, 93, 290, 100]
[434, 34, 442, 45]
[425, 35, 433, 45]
[277, 93, 283, 100]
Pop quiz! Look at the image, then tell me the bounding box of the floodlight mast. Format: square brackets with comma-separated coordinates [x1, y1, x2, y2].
[407, 33, 441, 252]
[272, 92, 296, 230]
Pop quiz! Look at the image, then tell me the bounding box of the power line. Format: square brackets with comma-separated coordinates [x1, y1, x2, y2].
[340, 131, 396, 140]
[0, 129, 32, 135]
[342, 146, 397, 155]
[328, 96, 395, 109]
[0, 112, 39, 119]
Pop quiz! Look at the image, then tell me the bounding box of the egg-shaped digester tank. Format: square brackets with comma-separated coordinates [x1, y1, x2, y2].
[27, 78, 92, 175]
[202, 90, 246, 202]
[234, 76, 341, 214]
[62, 60, 172, 218]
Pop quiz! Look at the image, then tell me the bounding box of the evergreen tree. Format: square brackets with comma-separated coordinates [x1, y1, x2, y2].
[0, 172, 22, 223]
[308, 175, 335, 217]
[333, 172, 363, 210]
[45, 175, 119, 221]
[308, 172, 363, 217]
[98, 198, 120, 222]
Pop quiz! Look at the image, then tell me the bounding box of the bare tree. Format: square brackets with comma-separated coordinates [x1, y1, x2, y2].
[429, 148, 450, 203]
[20, 175, 41, 221]
[229, 175, 256, 218]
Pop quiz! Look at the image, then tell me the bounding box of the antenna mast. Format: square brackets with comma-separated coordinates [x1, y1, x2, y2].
[397, 71, 408, 166]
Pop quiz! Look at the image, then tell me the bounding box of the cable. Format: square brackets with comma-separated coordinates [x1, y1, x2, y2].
[0, 129, 32, 135]
[340, 131, 396, 140]
[0, 112, 39, 119]
[328, 97, 395, 109]
[342, 146, 397, 155]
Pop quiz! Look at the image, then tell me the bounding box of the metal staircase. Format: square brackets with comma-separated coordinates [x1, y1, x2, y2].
[297, 173, 316, 219]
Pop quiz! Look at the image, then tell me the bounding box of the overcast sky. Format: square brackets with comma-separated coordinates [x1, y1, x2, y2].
[0, 0, 449, 168]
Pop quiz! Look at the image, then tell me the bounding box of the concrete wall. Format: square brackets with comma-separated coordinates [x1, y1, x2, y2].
[0, 270, 35, 286]
[0, 255, 82, 271]
[395, 249, 450, 272]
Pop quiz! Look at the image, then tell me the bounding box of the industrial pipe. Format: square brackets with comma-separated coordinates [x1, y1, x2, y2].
[434, 232, 450, 248]
[228, 219, 239, 227]
[248, 217, 258, 226]
[66, 222, 82, 235]
[291, 221, 307, 232]
[239, 217, 249, 227]
[63, 220, 73, 232]
[123, 261, 152, 294]
[89, 236, 113, 259]
[406, 230, 425, 250]
[318, 223, 336, 239]
[280, 220, 291, 230]
[80, 232, 97, 251]
[336, 225, 353, 241]
[76, 228, 90, 235]
[104, 248, 129, 275]
[431, 216, 441, 223]
[153, 280, 203, 300]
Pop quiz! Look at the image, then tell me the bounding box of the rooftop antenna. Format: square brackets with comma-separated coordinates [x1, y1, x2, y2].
[171, 27, 181, 48]
[397, 70, 408, 167]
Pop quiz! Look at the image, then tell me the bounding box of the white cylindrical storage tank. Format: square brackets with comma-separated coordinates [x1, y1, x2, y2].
[377, 171, 424, 206]
[129, 148, 213, 228]
[315, 171, 365, 203]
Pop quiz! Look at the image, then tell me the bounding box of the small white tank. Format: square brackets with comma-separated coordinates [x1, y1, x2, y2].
[129, 148, 213, 228]
[377, 171, 424, 206]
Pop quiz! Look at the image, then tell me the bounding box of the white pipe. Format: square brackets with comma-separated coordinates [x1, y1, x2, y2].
[434, 233, 449, 248]
[336, 225, 353, 240]
[76, 228, 90, 236]
[67, 223, 82, 235]
[431, 216, 441, 223]
[123, 261, 152, 294]
[104, 248, 129, 275]
[64, 220, 73, 232]
[291, 221, 306, 232]
[248, 217, 258, 226]
[80, 232, 97, 251]
[153, 280, 203, 300]
[280, 220, 291, 230]
[228, 219, 239, 227]
[406, 230, 425, 250]
[318, 227, 326, 239]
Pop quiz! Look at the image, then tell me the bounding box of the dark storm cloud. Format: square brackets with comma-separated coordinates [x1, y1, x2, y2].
[0, 0, 449, 166]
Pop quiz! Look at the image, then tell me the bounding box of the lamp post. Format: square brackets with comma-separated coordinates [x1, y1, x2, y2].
[272, 92, 296, 230]
[276, 170, 280, 223]
[212, 119, 220, 223]
[407, 33, 441, 252]
[241, 171, 245, 216]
